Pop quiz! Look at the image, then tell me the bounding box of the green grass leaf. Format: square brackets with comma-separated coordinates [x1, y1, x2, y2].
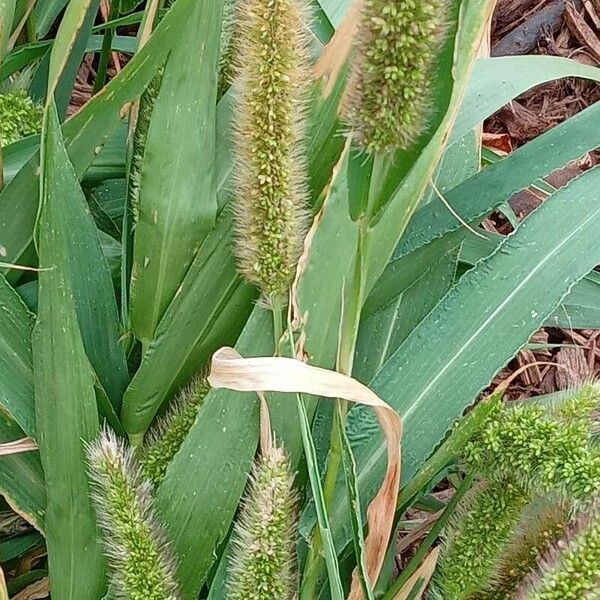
[342, 165, 600, 555]
[129, 0, 223, 343]
[0, 274, 35, 438]
[33, 101, 106, 600]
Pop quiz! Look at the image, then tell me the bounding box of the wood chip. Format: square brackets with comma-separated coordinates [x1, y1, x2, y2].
[555, 346, 591, 388]
[565, 2, 600, 62]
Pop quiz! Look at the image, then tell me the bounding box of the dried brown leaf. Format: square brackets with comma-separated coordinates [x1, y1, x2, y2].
[208, 346, 402, 596]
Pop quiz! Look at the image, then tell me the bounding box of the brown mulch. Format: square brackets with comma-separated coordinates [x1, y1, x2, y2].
[484, 0, 600, 400]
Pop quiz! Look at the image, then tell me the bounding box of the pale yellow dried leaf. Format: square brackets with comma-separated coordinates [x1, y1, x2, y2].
[393, 547, 440, 600]
[0, 438, 37, 456]
[208, 346, 402, 597]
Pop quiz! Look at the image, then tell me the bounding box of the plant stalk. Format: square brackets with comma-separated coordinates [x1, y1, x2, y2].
[300, 225, 371, 599]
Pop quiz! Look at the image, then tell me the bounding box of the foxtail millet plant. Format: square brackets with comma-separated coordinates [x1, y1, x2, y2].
[515, 495, 600, 600]
[477, 500, 571, 599]
[231, 0, 311, 305]
[140, 376, 209, 487]
[87, 428, 180, 600]
[0, 90, 43, 146]
[437, 477, 532, 599]
[343, 0, 448, 153]
[228, 443, 298, 600]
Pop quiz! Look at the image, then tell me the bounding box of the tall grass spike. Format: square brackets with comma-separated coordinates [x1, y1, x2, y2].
[231, 0, 310, 304]
[87, 428, 180, 600]
[228, 444, 298, 599]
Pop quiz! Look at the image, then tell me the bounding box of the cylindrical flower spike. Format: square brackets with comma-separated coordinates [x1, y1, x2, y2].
[228, 444, 298, 599]
[231, 0, 310, 305]
[0, 91, 43, 146]
[438, 478, 531, 599]
[343, 0, 448, 154]
[515, 496, 600, 600]
[140, 376, 209, 487]
[87, 428, 180, 600]
[478, 500, 571, 600]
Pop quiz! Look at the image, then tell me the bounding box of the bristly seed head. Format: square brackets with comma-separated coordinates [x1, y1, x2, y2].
[87, 428, 180, 600]
[0, 91, 43, 147]
[515, 495, 600, 600]
[231, 0, 311, 305]
[343, 0, 449, 154]
[140, 376, 209, 487]
[438, 478, 531, 599]
[228, 444, 298, 599]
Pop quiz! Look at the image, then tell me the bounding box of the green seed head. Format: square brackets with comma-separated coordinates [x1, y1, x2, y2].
[438, 478, 531, 599]
[463, 399, 600, 501]
[478, 499, 571, 600]
[87, 428, 180, 600]
[228, 444, 298, 600]
[0, 91, 43, 146]
[231, 0, 311, 305]
[515, 496, 600, 600]
[343, 0, 448, 154]
[140, 376, 209, 487]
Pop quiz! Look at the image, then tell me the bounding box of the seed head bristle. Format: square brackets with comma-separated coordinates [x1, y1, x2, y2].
[343, 0, 449, 153]
[438, 478, 531, 599]
[228, 444, 298, 600]
[231, 0, 311, 304]
[87, 427, 180, 600]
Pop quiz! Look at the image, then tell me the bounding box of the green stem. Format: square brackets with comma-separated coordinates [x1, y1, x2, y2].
[271, 296, 284, 354]
[300, 225, 371, 599]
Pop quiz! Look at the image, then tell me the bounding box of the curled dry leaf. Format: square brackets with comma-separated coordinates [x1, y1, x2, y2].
[0, 438, 37, 456]
[393, 547, 440, 600]
[208, 346, 402, 596]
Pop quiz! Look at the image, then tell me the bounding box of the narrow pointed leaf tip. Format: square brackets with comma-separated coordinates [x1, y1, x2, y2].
[87, 428, 180, 600]
[231, 0, 311, 304]
[208, 346, 402, 594]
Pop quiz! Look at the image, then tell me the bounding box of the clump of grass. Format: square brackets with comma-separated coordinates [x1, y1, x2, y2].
[140, 376, 209, 487]
[228, 444, 298, 599]
[231, 0, 310, 305]
[0, 90, 43, 146]
[343, 0, 449, 153]
[87, 428, 180, 600]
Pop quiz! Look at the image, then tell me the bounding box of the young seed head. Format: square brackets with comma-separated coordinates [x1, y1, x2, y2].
[478, 499, 571, 600]
[0, 91, 43, 146]
[343, 0, 449, 154]
[515, 495, 600, 600]
[140, 376, 209, 487]
[462, 400, 600, 501]
[228, 444, 298, 600]
[438, 478, 531, 599]
[87, 428, 180, 600]
[231, 0, 311, 305]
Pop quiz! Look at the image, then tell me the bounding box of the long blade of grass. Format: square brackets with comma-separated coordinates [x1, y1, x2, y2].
[0, 274, 35, 438]
[338, 165, 600, 560]
[33, 100, 106, 600]
[452, 55, 600, 143]
[128, 0, 223, 343]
